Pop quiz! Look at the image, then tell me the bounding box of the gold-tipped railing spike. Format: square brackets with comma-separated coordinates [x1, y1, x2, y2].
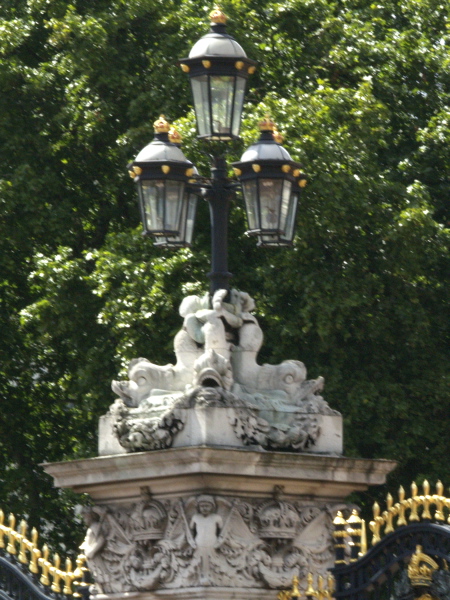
[436, 481, 445, 522]
[0, 509, 5, 549]
[359, 518, 367, 557]
[410, 482, 420, 521]
[397, 486, 407, 526]
[384, 493, 394, 534]
[7, 513, 17, 554]
[327, 572, 335, 595]
[369, 502, 382, 545]
[277, 575, 300, 600]
[306, 572, 316, 599]
[317, 575, 325, 600]
[72, 554, 89, 598]
[51, 553, 62, 593]
[30, 528, 41, 574]
[63, 558, 74, 594]
[18, 519, 28, 563]
[422, 479, 432, 520]
[39, 544, 51, 586]
[347, 509, 362, 561]
[333, 510, 348, 565]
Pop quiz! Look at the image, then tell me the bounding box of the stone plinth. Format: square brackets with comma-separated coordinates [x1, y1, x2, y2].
[44, 448, 396, 599]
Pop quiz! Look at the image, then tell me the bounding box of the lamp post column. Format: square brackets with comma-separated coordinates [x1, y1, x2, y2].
[205, 156, 233, 295]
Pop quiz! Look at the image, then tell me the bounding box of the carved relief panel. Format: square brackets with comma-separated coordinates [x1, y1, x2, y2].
[81, 489, 343, 593]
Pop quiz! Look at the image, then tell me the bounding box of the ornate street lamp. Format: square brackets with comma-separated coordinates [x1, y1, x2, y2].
[128, 116, 197, 246]
[179, 7, 257, 140]
[232, 116, 307, 247]
[128, 8, 306, 292]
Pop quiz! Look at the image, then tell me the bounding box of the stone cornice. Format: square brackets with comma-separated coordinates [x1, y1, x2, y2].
[43, 447, 396, 502]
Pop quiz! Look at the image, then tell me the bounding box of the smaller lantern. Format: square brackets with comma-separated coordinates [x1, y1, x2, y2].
[128, 116, 198, 246]
[232, 116, 307, 246]
[179, 7, 257, 140]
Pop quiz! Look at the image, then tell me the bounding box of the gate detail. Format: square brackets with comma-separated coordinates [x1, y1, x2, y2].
[0, 510, 89, 600]
[331, 481, 450, 600]
[278, 481, 450, 599]
[4, 481, 450, 600]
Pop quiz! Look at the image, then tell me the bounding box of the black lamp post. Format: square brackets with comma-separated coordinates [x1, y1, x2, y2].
[128, 7, 306, 294]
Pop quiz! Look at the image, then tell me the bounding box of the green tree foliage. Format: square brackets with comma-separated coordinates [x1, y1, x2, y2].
[0, 0, 448, 549]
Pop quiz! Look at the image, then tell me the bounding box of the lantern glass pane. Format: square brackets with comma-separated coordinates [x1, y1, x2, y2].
[260, 178, 283, 231]
[283, 192, 298, 242]
[184, 193, 197, 244]
[210, 75, 234, 137]
[165, 180, 185, 232]
[279, 180, 293, 234]
[155, 193, 197, 248]
[191, 75, 209, 137]
[242, 180, 259, 231]
[232, 77, 246, 137]
[140, 180, 165, 232]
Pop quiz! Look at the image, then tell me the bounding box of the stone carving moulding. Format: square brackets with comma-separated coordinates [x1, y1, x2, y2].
[81, 489, 345, 595]
[106, 289, 341, 454]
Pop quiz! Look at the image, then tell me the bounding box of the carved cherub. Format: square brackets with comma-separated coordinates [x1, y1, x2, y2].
[190, 495, 223, 583]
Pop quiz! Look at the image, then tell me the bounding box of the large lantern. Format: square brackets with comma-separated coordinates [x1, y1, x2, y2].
[128, 116, 198, 247]
[232, 117, 307, 246]
[179, 7, 257, 140]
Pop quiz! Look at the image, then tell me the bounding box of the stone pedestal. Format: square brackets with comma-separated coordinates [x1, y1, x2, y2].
[44, 446, 395, 599]
[43, 288, 397, 599]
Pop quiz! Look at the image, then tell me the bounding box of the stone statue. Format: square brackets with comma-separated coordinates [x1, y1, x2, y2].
[108, 289, 340, 453]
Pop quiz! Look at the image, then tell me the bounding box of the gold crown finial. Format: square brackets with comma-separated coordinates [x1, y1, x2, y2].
[259, 114, 276, 132]
[407, 545, 439, 588]
[153, 115, 171, 133]
[169, 127, 182, 145]
[210, 6, 227, 24]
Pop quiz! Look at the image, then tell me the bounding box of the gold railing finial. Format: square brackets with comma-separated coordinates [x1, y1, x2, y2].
[0, 507, 87, 595]
[278, 573, 335, 600]
[365, 480, 450, 548]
